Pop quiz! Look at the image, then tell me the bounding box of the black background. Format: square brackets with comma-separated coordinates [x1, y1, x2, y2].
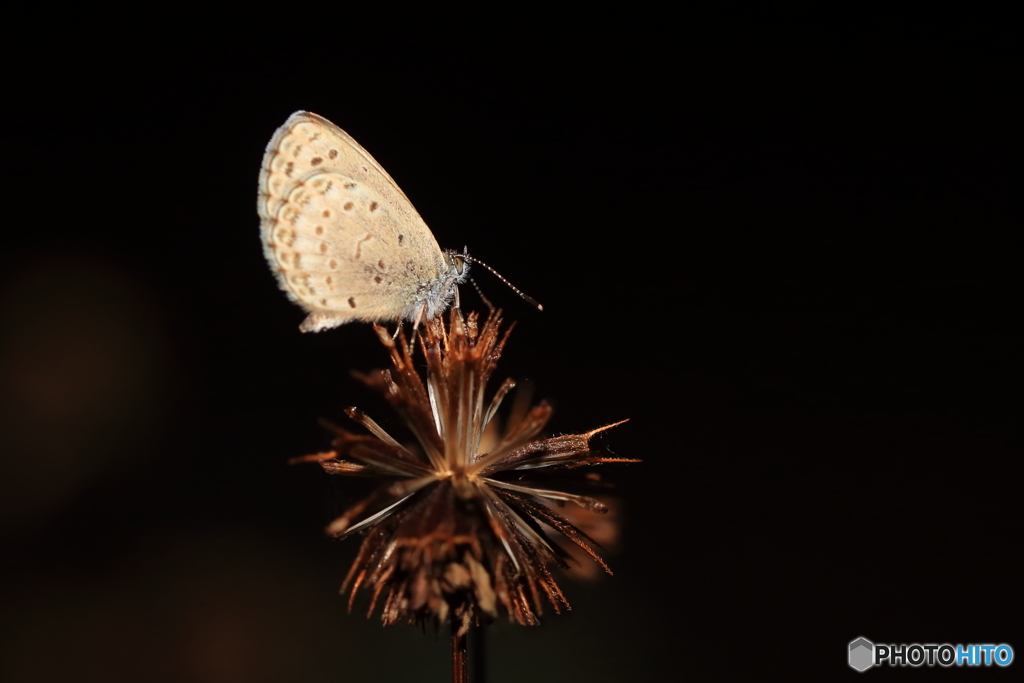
[2, 9, 1019, 682]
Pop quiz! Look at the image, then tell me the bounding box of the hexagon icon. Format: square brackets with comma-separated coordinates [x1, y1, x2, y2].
[849, 637, 874, 671]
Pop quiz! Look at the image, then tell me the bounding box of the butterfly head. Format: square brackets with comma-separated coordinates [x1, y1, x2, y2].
[446, 248, 471, 280]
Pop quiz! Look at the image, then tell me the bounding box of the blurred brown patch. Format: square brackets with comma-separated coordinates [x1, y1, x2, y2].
[0, 529, 342, 683]
[0, 253, 168, 529]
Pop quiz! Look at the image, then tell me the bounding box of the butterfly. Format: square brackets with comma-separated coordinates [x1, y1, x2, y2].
[258, 111, 467, 332]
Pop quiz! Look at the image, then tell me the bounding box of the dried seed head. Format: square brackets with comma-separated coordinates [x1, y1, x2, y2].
[293, 310, 638, 634]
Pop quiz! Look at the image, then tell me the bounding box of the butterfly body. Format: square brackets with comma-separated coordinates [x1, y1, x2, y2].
[258, 111, 466, 332]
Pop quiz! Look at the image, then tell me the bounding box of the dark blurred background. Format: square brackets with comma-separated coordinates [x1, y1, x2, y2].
[2, 9, 1019, 682]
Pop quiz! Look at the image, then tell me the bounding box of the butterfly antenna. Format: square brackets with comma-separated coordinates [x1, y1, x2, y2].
[467, 276, 495, 312]
[461, 251, 543, 311]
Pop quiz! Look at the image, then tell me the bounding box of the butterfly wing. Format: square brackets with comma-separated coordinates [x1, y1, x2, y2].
[258, 111, 457, 331]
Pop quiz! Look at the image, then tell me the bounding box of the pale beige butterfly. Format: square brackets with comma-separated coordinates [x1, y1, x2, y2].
[258, 111, 467, 332]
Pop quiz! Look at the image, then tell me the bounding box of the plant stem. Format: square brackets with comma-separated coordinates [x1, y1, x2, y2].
[451, 621, 468, 683]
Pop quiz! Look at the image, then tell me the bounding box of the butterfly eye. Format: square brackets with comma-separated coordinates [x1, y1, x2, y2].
[451, 255, 466, 275]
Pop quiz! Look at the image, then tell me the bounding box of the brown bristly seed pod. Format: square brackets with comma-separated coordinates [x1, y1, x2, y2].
[291, 309, 638, 636]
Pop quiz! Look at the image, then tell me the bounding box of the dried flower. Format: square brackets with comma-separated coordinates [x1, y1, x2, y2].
[293, 310, 636, 635]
